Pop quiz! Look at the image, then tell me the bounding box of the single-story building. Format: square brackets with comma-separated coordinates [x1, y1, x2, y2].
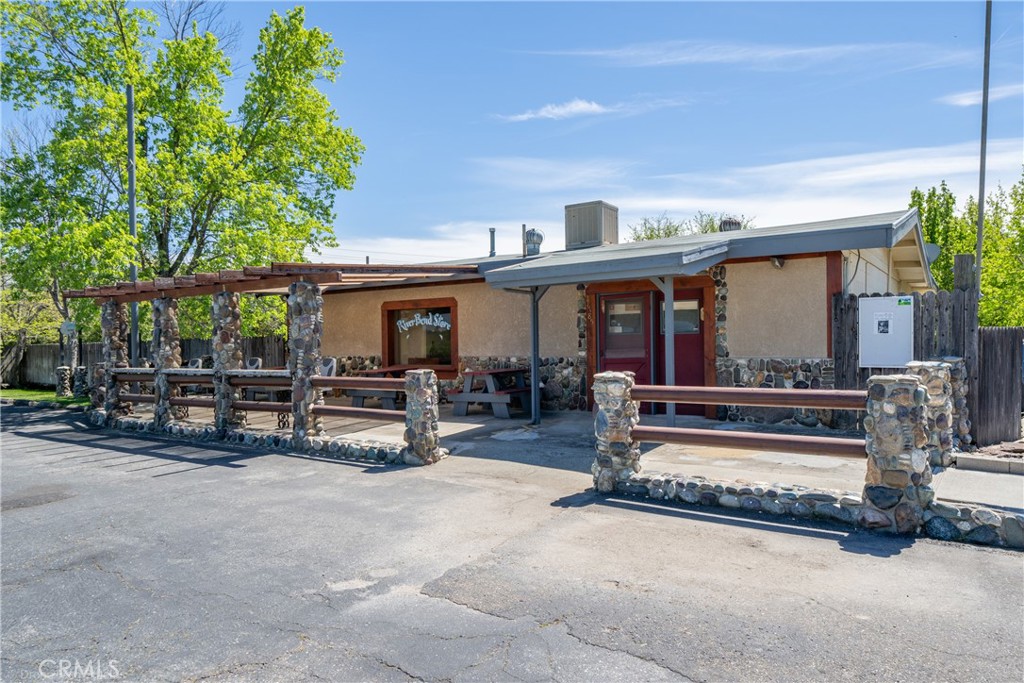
[66, 201, 938, 427]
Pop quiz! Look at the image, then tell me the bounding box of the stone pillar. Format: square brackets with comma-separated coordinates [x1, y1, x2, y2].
[288, 281, 324, 444]
[905, 360, 954, 467]
[152, 297, 183, 428]
[55, 366, 72, 397]
[212, 291, 245, 431]
[401, 369, 448, 465]
[592, 371, 641, 493]
[101, 301, 132, 420]
[89, 363, 106, 409]
[860, 374, 932, 534]
[941, 356, 972, 450]
[72, 366, 89, 398]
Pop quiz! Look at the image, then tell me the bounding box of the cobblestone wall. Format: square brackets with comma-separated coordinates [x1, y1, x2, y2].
[212, 291, 245, 431]
[101, 301, 132, 421]
[152, 298, 183, 428]
[288, 281, 325, 443]
[906, 360, 954, 467]
[592, 371, 641, 493]
[940, 356, 972, 449]
[715, 357, 836, 426]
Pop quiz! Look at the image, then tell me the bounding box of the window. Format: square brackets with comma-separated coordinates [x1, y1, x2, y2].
[660, 300, 701, 334]
[604, 297, 646, 356]
[382, 298, 457, 369]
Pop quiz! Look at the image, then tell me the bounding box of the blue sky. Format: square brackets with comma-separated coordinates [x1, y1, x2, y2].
[86, 2, 1024, 261]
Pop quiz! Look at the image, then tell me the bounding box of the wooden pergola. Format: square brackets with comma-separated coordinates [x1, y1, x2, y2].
[64, 262, 481, 303]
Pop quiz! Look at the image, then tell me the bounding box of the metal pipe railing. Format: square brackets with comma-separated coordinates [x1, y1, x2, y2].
[311, 404, 405, 423]
[631, 385, 866, 411]
[311, 376, 405, 391]
[632, 425, 866, 459]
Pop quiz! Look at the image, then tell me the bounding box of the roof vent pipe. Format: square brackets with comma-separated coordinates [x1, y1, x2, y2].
[525, 228, 544, 256]
[489, 227, 496, 258]
[718, 216, 742, 232]
[521, 224, 527, 258]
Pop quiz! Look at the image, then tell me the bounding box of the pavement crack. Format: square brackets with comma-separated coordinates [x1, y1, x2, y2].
[560, 624, 697, 682]
[418, 589, 517, 622]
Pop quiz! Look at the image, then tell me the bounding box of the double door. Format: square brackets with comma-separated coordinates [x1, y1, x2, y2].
[596, 289, 705, 415]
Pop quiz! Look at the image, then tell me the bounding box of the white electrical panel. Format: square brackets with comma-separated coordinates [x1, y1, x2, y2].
[858, 295, 914, 368]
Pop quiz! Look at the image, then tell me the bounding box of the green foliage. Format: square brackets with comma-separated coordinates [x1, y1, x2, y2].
[910, 170, 1024, 326]
[1, 1, 362, 336]
[0, 286, 62, 345]
[628, 211, 754, 241]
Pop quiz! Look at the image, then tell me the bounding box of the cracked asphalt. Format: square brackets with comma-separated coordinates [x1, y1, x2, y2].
[2, 405, 1022, 682]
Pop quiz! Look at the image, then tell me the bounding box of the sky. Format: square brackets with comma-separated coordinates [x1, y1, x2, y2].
[52, 1, 1024, 263]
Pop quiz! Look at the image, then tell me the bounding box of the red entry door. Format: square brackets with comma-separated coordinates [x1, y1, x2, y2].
[655, 289, 705, 416]
[597, 293, 651, 386]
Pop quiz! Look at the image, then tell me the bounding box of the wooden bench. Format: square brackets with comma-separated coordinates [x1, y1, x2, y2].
[449, 387, 530, 419]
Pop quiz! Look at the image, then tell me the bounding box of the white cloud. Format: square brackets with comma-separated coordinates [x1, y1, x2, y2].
[470, 156, 635, 192]
[497, 96, 689, 122]
[498, 98, 610, 122]
[538, 40, 973, 74]
[937, 84, 1024, 107]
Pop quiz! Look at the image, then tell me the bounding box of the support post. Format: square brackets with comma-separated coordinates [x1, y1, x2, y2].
[288, 280, 324, 444]
[651, 277, 676, 426]
[941, 356, 972, 450]
[530, 286, 548, 425]
[152, 297, 182, 429]
[55, 366, 72, 397]
[906, 360, 954, 467]
[101, 300, 132, 422]
[859, 374, 932, 534]
[402, 369, 448, 465]
[592, 371, 641, 493]
[212, 291, 245, 431]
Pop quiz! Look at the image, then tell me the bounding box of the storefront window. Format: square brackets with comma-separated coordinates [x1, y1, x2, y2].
[660, 300, 701, 334]
[384, 299, 456, 367]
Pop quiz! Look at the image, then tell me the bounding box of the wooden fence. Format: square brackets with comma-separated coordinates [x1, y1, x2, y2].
[16, 336, 285, 387]
[976, 327, 1024, 445]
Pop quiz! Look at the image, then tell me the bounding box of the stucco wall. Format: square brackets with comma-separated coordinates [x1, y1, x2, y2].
[726, 258, 829, 358]
[321, 282, 579, 359]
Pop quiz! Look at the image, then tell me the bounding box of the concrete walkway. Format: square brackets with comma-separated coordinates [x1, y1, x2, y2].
[2, 406, 1022, 682]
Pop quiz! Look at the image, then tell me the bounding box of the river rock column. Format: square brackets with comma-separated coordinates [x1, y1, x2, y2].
[101, 301, 132, 421]
[212, 291, 245, 431]
[152, 297, 183, 428]
[906, 360, 954, 467]
[940, 356, 972, 450]
[55, 366, 72, 397]
[860, 374, 932, 534]
[288, 281, 324, 444]
[402, 369, 447, 465]
[72, 366, 89, 398]
[592, 371, 641, 493]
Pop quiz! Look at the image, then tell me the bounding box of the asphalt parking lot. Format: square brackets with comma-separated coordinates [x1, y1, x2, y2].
[2, 405, 1022, 682]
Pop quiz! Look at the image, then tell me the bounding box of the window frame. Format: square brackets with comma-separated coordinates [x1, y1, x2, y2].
[381, 297, 459, 377]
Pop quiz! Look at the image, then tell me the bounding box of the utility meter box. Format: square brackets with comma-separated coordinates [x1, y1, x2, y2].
[858, 295, 914, 368]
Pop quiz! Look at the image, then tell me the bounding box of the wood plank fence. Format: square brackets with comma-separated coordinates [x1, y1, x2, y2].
[832, 254, 1021, 446]
[15, 336, 285, 387]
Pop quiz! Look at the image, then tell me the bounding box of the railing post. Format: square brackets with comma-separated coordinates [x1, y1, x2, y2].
[906, 360, 954, 467]
[212, 291, 246, 431]
[592, 371, 640, 493]
[940, 356, 972, 450]
[101, 300, 132, 422]
[288, 280, 324, 445]
[55, 366, 72, 397]
[152, 297, 182, 429]
[401, 369, 448, 465]
[860, 374, 932, 534]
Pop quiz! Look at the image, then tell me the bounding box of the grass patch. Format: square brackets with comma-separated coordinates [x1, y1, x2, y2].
[0, 388, 91, 407]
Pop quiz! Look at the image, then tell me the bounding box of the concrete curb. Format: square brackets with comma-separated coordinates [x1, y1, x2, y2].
[955, 453, 1024, 476]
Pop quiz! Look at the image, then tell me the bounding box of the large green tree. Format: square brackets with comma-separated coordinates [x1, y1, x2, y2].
[910, 170, 1024, 326]
[1, 1, 363, 337]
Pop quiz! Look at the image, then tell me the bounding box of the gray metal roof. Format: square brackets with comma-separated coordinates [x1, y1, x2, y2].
[484, 208, 936, 289]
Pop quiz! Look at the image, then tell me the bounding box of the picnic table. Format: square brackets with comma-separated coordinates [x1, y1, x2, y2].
[448, 368, 531, 419]
[348, 366, 407, 409]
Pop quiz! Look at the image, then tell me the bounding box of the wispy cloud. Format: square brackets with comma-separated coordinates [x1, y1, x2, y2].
[540, 40, 972, 72]
[937, 83, 1024, 107]
[496, 96, 689, 123]
[470, 156, 636, 192]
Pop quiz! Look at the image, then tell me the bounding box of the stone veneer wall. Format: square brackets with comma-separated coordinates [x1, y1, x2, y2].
[151, 298, 183, 428]
[288, 281, 325, 442]
[101, 301, 132, 421]
[211, 291, 245, 431]
[941, 356, 972, 449]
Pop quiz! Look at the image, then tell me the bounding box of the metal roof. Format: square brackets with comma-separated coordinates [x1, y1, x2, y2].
[484, 208, 936, 289]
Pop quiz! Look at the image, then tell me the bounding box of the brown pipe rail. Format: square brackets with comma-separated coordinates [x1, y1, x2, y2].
[233, 400, 291, 413]
[228, 375, 291, 388]
[311, 404, 405, 423]
[120, 393, 156, 404]
[631, 385, 867, 411]
[311, 376, 406, 391]
[165, 374, 215, 386]
[169, 397, 216, 409]
[632, 425, 866, 459]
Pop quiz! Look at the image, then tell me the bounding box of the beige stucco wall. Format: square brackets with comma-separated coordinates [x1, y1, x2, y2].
[726, 257, 829, 358]
[321, 281, 579, 359]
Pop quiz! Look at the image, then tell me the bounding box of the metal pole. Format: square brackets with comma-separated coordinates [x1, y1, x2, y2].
[975, 0, 992, 297]
[530, 286, 548, 425]
[127, 84, 139, 367]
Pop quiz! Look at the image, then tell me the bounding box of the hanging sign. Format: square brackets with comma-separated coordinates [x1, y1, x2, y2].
[60, 320, 77, 336]
[396, 312, 451, 333]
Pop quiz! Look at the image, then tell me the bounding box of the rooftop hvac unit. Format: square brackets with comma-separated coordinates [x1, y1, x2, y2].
[565, 201, 618, 250]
